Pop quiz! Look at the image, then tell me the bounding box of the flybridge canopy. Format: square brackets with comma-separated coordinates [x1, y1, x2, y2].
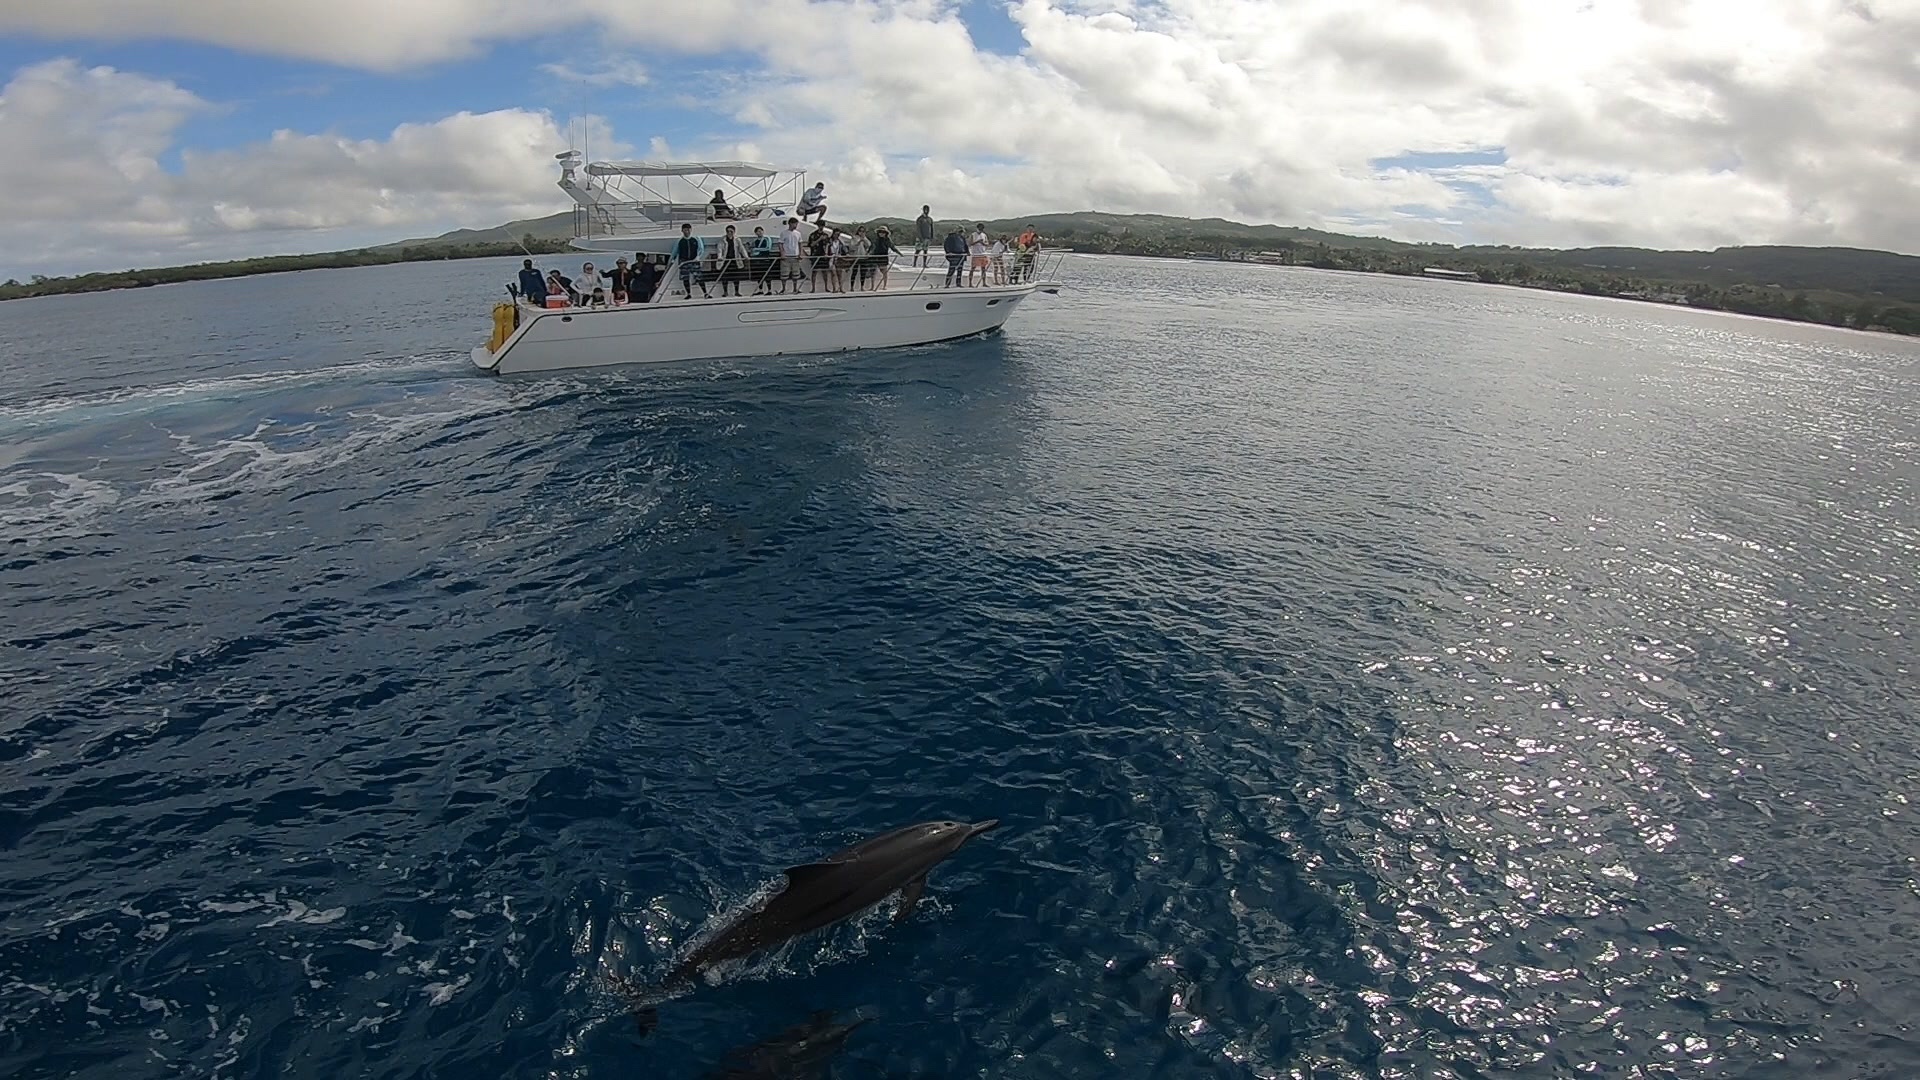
[582, 160, 790, 179]
[556, 152, 812, 249]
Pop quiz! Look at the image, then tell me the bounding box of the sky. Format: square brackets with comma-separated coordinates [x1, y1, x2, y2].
[0, 0, 1915, 277]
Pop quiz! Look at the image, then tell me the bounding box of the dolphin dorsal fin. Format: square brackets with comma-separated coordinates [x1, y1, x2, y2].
[781, 861, 844, 889]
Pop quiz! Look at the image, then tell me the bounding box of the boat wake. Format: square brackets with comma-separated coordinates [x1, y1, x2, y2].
[0, 375, 513, 542]
[0, 353, 471, 436]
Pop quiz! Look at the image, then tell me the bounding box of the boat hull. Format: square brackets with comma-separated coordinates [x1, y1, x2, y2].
[474, 283, 1035, 375]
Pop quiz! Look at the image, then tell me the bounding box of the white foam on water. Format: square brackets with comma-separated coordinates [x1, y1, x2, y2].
[0, 355, 462, 434]
[421, 974, 470, 1006]
[1, 366, 510, 540]
[346, 1012, 394, 1033]
[256, 898, 347, 928]
[382, 925, 418, 954]
[630, 875, 919, 999]
[198, 899, 264, 915]
[0, 471, 122, 540]
[135, 388, 512, 510]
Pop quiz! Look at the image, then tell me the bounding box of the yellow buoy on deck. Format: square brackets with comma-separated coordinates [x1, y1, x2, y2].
[486, 301, 518, 353]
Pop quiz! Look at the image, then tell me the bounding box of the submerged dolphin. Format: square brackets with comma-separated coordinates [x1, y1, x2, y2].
[613, 819, 999, 1032]
[703, 1008, 872, 1079]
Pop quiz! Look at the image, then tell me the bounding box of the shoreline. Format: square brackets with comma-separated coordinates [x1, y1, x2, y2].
[1075, 248, 1919, 339]
[4, 238, 1914, 340]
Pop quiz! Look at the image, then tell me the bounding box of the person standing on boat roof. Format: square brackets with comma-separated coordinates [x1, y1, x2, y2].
[674, 223, 710, 299]
[914, 206, 935, 267]
[517, 259, 547, 304]
[797, 182, 827, 224]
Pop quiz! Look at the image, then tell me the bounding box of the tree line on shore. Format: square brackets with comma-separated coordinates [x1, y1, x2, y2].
[0, 235, 573, 303]
[1054, 231, 1920, 337]
[4, 218, 1915, 338]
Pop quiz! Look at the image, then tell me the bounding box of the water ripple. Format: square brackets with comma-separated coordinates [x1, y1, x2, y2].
[1, 256, 1916, 1078]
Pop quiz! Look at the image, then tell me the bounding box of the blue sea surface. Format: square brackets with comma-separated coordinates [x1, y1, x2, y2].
[1, 256, 1916, 1078]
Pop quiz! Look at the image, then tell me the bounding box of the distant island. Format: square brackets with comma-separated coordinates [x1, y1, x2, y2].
[4, 211, 1916, 337]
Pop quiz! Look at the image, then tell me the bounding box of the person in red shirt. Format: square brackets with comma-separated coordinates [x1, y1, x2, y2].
[1015, 226, 1040, 282]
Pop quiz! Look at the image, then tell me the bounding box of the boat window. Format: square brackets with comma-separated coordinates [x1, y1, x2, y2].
[987, 298, 1001, 306]
[925, 302, 941, 310]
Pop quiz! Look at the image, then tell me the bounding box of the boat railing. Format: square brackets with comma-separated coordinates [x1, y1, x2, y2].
[517, 246, 1064, 308]
[640, 245, 1065, 298]
[573, 200, 790, 241]
[889, 246, 1065, 292]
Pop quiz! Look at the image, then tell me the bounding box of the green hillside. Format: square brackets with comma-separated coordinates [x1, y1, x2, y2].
[375, 211, 574, 251]
[1457, 244, 1920, 304]
[4, 207, 1915, 335]
[864, 211, 1419, 253]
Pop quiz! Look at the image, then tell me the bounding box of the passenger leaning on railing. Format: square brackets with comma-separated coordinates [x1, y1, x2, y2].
[673, 223, 710, 299]
[968, 226, 989, 287]
[749, 227, 778, 295]
[608, 257, 633, 304]
[780, 218, 806, 294]
[870, 226, 896, 290]
[1015, 225, 1039, 283]
[517, 259, 548, 305]
[626, 254, 657, 304]
[848, 226, 873, 292]
[943, 227, 968, 287]
[577, 261, 609, 306]
[809, 227, 834, 292]
[715, 225, 749, 298]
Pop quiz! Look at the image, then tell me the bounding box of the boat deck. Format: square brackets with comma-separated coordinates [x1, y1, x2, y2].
[538, 256, 1048, 309]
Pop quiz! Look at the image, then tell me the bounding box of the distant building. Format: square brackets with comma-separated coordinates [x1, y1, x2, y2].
[1421, 267, 1477, 280]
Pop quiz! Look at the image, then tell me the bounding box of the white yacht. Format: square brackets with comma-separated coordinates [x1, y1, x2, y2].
[472, 157, 1060, 376]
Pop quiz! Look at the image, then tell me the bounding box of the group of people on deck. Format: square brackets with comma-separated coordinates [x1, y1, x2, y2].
[516, 255, 666, 308]
[513, 196, 1041, 306]
[931, 216, 1042, 288]
[671, 219, 905, 298]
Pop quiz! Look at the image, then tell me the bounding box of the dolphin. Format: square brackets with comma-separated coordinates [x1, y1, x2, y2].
[613, 819, 999, 1033]
[702, 1008, 872, 1079]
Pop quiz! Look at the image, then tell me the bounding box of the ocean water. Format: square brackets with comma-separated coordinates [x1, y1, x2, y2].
[1, 255, 1916, 1079]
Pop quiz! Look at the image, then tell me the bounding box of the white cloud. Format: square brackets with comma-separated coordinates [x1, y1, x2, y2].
[0, 59, 604, 274]
[2, 0, 1917, 274]
[0, 2, 530, 72]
